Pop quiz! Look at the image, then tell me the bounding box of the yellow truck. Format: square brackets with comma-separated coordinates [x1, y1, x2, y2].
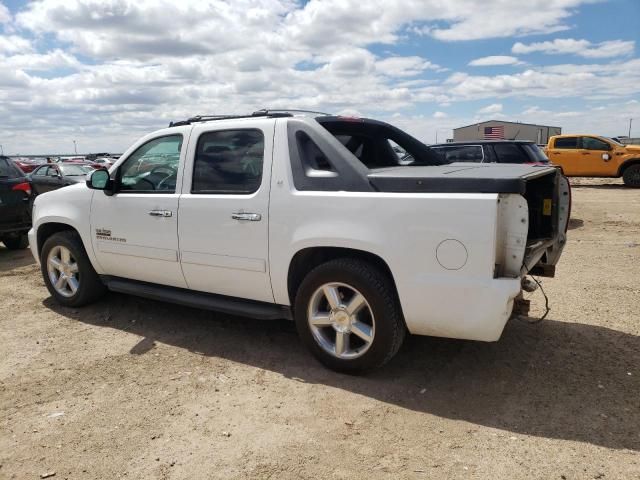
[546, 135, 640, 187]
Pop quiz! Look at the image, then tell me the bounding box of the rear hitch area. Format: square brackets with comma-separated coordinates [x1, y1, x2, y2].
[510, 276, 550, 323]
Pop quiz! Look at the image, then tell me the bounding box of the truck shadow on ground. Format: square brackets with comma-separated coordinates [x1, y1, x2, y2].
[0, 246, 36, 272]
[567, 218, 584, 230]
[45, 293, 640, 452]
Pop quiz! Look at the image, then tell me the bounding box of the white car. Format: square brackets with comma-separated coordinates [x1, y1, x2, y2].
[29, 111, 570, 372]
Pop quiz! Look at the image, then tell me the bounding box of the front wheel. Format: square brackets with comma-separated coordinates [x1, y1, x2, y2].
[622, 164, 640, 187]
[40, 231, 106, 307]
[294, 258, 406, 374]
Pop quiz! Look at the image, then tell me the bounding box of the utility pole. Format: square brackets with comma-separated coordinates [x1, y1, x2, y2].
[629, 118, 633, 138]
[73, 140, 77, 155]
[0, 144, 3, 155]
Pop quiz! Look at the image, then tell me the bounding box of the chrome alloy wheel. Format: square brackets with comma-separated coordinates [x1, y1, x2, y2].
[47, 245, 80, 298]
[307, 282, 375, 359]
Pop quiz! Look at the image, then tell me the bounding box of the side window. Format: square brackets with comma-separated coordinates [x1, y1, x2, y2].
[432, 146, 483, 163]
[32, 166, 48, 176]
[581, 137, 610, 151]
[47, 166, 60, 177]
[554, 137, 578, 149]
[192, 129, 264, 194]
[296, 131, 337, 176]
[119, 135, 182, 193]
[492, 143, 528, 164]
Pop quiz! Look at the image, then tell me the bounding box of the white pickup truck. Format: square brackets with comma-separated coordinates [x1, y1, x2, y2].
[29, 111, 570, 372]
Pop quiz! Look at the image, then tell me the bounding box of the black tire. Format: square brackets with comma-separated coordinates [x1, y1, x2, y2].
[294, 258, 406, 374]
[622, 164, 640, 187]
[40, 230, 106, 307]
[2, 234, 29, 250]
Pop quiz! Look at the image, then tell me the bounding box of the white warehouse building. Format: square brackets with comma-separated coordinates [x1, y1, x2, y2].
[453, 120, 562, 144]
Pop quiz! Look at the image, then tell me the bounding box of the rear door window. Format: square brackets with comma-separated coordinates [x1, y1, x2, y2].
[581, 137, 610, 151]
[192, 129, 264, 194]
[554, 137, 579, 149]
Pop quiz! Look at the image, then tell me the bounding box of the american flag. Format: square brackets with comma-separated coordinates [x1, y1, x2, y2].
[484, 126, 505, 139]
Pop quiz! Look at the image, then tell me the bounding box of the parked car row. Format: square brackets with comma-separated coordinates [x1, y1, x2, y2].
[0, 156, 97, 249]
[9, 154, 118, 175]
[0, 156, 32, 249]
[428, 134, 640, 187]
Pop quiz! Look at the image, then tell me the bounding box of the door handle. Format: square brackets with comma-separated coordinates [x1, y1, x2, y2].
[149, 210, 173, 217]
[581, 152, 590, 155]
[231, 212, 261, 221]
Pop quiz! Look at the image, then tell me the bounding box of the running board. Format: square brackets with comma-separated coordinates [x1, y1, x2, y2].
[100, 276, 292, 321]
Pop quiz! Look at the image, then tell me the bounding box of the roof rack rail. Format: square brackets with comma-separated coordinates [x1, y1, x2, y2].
[254, 108, 332, 116]
[168, 110, 292, 127]
[168, 108, 331, 127]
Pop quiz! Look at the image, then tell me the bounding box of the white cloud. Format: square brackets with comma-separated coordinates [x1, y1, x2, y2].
[468, 56, 522, 67]
[0, 3, 11, 24]
[375, 56, 439, 77]
[0, 35, 33, 54]
[477, 103, 503, 115]
[513, 38, 635, 58]
[0, 0, 638, 153]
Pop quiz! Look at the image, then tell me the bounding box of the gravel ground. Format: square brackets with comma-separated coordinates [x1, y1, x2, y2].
[1, 177, 638, 480]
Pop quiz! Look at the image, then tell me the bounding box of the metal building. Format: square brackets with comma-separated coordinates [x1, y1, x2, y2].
[453, 120, 561, 144]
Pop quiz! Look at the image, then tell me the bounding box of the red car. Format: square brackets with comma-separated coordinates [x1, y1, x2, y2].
[12, 158, 45, 173]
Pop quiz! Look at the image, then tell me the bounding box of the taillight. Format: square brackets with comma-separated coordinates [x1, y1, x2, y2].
[12, 182, 32, 196]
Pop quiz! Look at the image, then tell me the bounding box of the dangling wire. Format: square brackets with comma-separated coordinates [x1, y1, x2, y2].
[523, 275, 550, 324]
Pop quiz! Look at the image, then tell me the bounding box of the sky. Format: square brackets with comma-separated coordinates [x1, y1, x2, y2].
[0, 0, 639, 154]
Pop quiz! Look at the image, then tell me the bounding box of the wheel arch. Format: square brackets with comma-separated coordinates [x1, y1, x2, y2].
[36, 222, 81, 257]
[617, 158, 640, 177]
[286, 246, 399, 306]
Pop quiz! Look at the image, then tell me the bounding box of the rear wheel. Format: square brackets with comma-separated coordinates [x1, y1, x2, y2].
[2, 234, 29, 250]
[622, 164, 640, 187]
[294, 258, 406, 374]
[41, 231, 106, 307]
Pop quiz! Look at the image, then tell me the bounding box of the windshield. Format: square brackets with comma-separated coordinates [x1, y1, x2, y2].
[60, 164, 91, 176]
[521, 144, 549, 163]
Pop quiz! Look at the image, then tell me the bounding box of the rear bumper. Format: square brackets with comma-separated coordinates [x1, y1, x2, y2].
[400, 277, 522, 342]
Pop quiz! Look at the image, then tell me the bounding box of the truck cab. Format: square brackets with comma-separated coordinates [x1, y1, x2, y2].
[546, 135, 640, 187]
[29, 111, 571, 373]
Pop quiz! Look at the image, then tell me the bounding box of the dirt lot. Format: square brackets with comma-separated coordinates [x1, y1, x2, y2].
[1, 178, 638, 480]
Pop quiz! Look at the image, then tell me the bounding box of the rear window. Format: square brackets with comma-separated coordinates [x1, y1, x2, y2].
[554, 137, 578, 149]
[521, 144, 549, 163]
[0, 158, 22, 178]
[492, 143, 529, 164]
[431, 145, 483, 163]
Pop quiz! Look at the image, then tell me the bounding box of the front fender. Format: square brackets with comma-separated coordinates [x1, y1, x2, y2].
[31, 185, 103, 273]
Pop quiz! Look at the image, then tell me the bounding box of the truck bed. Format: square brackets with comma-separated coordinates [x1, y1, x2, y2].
[367, 163, 558, 194]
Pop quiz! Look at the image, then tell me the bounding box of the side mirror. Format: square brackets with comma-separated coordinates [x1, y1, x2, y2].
[86, 168, 114, 195]
[602, 153, 611, 161]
